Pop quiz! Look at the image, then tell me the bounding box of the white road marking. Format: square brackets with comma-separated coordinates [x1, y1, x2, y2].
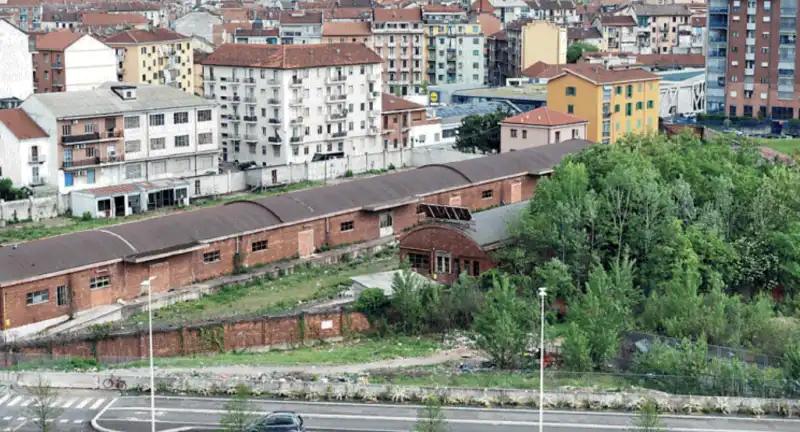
[59, 419, 68, 423]
[1, 417, 10, 421]
[0, 394, 12, 406]
[89, 398, 105, 410]
[15, 418, 23, 422]
[6, 397, 22, 407]
[73, 420, 82, 424]
[18, 399, 31, 407]
[61, 398, 77, 408]
[75, 398, 92, 409]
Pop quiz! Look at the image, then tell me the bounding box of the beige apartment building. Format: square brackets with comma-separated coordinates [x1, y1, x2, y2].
[322, 21, 374, 49]
[505, 20, 567, 80]
[104, 28, 194, 94]
[500, 107, 587, 153]
[372, 7, 427, 96]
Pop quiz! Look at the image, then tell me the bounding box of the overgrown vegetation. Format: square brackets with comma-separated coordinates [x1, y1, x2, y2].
[0, 178, 25, 201]
[567, 42, 599, 63]
[220, 384, 257, 432]
[454, 108, 511, 154]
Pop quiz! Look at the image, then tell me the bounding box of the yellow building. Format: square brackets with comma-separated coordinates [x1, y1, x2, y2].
[506, 20, 567, 78]
[546, 66, 660, 144]
[105, 28, 194, 94]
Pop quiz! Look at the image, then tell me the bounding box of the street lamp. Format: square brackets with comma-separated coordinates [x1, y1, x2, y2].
[140, 277, 158, 432]
[538, 286, 547, 432]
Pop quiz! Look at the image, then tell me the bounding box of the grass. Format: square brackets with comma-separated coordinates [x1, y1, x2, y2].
[371, 369, 629, 391]
[0, 180, 321, 244]
[756, 138, 800, 155]
[123, 256, 398, 327]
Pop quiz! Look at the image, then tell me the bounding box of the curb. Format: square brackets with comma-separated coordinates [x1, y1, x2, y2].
[90, 397, 119, 432]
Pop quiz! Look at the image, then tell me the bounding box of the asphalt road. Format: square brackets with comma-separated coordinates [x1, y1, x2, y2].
[0, 388, 115, 432]
[94, 396, 800, 432]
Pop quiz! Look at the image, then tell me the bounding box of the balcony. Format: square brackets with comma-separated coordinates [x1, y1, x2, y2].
[290, 78, 303, 87]
[747, 6, 756, 14]
[746, 22, 756, 31]
[204, 94, 217, 100]
[290, 117, 303, 124]
[326, 94, 347, 103]
[290, 99, 303, 106]
[331, 131, 347, 138]
[745, 67, 754, 75]
[243, 77, 256, 85]
[244, 96, 256, 104]
[51, 62, 63, 69]
[326, 74, 347, 83]
[244, 115, 258, 122]
[62, 154, 124, 169]
[28, 155, 44, 164]
[268, 136, 281, 143]
[266, 79, 279, 86]
[244, 134, 258, 141]
[368, 109, 379, 117]
[267, 98, 281, 105]
[205, 75, 216, 82]
[290, 136, 303, 143]
[746, 37, 755, 45]
[327, 111, 348, 121]
[782, 7, 797, 16]
[231, 96, 241, 104]
[709, 20, 728, 29]
[368, 91, 379, 99]
[744, 82, 754, 91]
[61, 130, 121, 145]
[268, 118, 281, 124]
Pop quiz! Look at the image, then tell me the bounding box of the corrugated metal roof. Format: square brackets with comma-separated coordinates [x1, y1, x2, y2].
[468, 200, 529, 247]
[0, 141, 591, 285]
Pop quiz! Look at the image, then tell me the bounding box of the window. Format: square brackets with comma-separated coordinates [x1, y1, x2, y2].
[472, 261, 479, 276]
[636, 101, 643, 110]
[522, 130, 527, 139]
[567, 105, 574, 114]
[84, 123, 95, 134]
[510, 128, 517, 138]
[150, 137, 166, 150]
[125, 163, 142, 179]
[252, 240, 268, 252]
[482, 189, 493, 199]
[203, 250, 221, 263]
[26, 290, 49, 305]
[626, 85, 633, 98]
[124, 116, 140, 129]
[614, 104, 620, 113]
[61, 124, 71, 136]
[173, 112, 189, 124]
[149, 113, 165, 126]
[198, 132, 213, 145]
[197, 109, 212, 122]
[340, 220, 354, 232]
[565, 86, 577, 96]
[56, 285, 69, 306]
[625, 103, 632, 116]
[408, 253, 429, 270]
[89, 276, 110, 290]
[174, 135, 189, 147]
[435, 251, 451, 274]
[555, 131, 561, 143]
[125, 140, 141, 153]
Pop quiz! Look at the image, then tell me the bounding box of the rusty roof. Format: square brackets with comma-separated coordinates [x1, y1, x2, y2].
[552, 65, 660, 84]
[104, 28, 188, 44]
[599, 14, 637, 26]
[329, 7, 371, 19]
[202, 43, 382, 69]
[35, 31, 84, 51]
[0, 141, 591, 286]
[502, 107, 587, 127]
[636, 53, 705, 68]
[0, 109, 49, 140]
[323, 21, 371, 37]
[470, 0, 495, 13]
[279, 10, 323, 24]
[373, 7, 422, 22]
[381, 93, 424, 112]
[81, 12, 149, 26]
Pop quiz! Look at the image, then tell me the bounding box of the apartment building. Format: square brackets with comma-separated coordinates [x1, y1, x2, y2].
[0, 0, 41, 31]
[279, 10, 323, 44]
[0, 18, 33, 101]
[491, 0, 532, 24]
[593, 15, 638, 53]
[0, 109, 51, 189]
[546, 65, 660, 144]
[381, 93, 442, 149]
[372, 8, 426, 96]
[234, 28, 280, 44]
[20, 83, 220, 212]
[104, 28, 194, 94]
[500, 106, 588, 152]
[40, 10, 80, 30]
[103, 1, 167, 28]
[487, 30, 508, 86]
[322, 21, 374, 49]
[628, 4, 693, 54]
[423, 5, 485, 86]
[706, 0, 800, 119]
[526, 0, 580, 26]
[32, 32, 116, 93]
[201, 43, 383, 165]
[505, 20, 567, 80]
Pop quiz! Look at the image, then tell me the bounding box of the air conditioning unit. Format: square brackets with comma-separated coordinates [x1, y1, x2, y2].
[72, 120, 78, 124]
[75, 144, 86, 149]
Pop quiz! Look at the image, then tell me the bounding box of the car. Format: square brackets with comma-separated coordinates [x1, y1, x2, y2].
[246, 411, 306, 432]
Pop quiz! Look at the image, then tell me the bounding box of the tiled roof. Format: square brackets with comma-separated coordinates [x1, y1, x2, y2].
[536, 0, 576, 11]
[567, 26, 602, 40]
[202, 43, 382, 69]
[520, 61, 570, 79]
[581, 51, 635, 58]
[382, 93, 424, 112]
[339, 0, 372, 6]
[470, 0, 495, 13]
[422, 5, 463, 13]
[488, 29, 507, 41]
[279, 10, 323, 24]
[221, 8, 249, 22]
[502, 106, 587, 127]
[323, 21, 371, 37]
[637, 53, 704, 68]
[35, 31, 83, 51]
[330, 7, 371, 19]
[554, 65, 661, 84]
[42, 11, 81, 22]
[372, 7, 422, 22]
[599, 14, 637, 26]
[297, 1, 330, 10]
[81, 12, 149, 26]
[104, 28, 188, 44]
[632, 4, 691, 16]
[506, 18, 535, 30]
[0, 109, 48, 140]
[477, 12, 502, 38]
[101, 1, 161, 12]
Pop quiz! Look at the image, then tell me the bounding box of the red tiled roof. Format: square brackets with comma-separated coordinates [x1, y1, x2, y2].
[81, 12, 149, 26]
[502, 107, 587, 127]
[382, 93, 424, 112]
[470, 0, 495, 13]
[581, 51, 636, 58]
[104, 28, 188, 44]
[599, 15, 637, 26]
[202, 43, 383, 69]
[280, 10, 323, 24]
[521, 61, 569, 79]
[554, 65, 661, 84]
[220, 8, 249, 22]
[636, 53, 705, 68]
[477, 12, 502, 38]
[35, 30, 83, 51]
[488, 29, 507, 41]
[422, 5, 462, 13]
[0, 109, 48, 140]
[100, 1, 161, 12]
[297, 1, 330, 9]
[330, 7, 371, 19]
[372, 7, 422, 22]
[323, 21, 371, 37]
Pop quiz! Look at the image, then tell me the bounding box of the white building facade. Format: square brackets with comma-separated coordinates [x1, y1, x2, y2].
[64, 35, 117, 92]
[0, 110, 52, 188]
[0, 19, 34, 101]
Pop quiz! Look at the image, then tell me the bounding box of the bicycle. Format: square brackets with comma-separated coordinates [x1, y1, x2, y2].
[102, 375, 127, 391]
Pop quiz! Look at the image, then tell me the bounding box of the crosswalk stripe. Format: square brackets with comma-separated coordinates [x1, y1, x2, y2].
[6, 396, 22, 407]
[19, 398, 32, 407]
[73, 420, 82, 424]
[15, 418, 24, 421]
[61, 398, 77, 408]
[2, 417, 10, 421]
[59, 419, 68, 423]
[0, 394, 11, 406]
[75, 398, 92, 409]
[89, 398, 106, 410]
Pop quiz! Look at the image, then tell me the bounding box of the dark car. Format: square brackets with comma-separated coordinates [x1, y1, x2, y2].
[246, 411, 305, 432]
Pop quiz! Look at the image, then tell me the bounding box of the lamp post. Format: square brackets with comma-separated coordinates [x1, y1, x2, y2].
[538, 286, 547, 432]
[140, 277, 157, 432]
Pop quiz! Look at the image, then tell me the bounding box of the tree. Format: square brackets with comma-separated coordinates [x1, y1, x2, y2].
[0, 178, 24, 201]
[353, 288, 390, 326]
[390, 269, 425, 335]
[472, 274, 534, 369]
[26, 376, 63, 432]
[561, 323, 593, 372]
[415, 396, 449, 432]
[220, 384, 257, 432]
[567, 42, 599, 63]
[629, 397, 665, 432]
[454, 108, 510, 154]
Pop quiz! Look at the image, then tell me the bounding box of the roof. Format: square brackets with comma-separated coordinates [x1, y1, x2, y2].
[506, 18, 534, 30]
[104, 28, 188, 44]
[23, 82, 213, 119]
[81, 12, 150, 26]
[632, 4, 691, 16]
[372, 7, 422, 22]
[553, 65, 660, 84]
[279, 10, 323, 24]
[501, 106, 587, 127]
[637, 53, 705, 68]
[599, 14, 637, 26]
[567, 26, 602, 40]
[0, 141, 591, 286]
[434, 102, 520, 123]
[201, 43, 382, 69]
[102, 1, 161, 12]
[235, 28, 280, 37]
[422, 5, 463, 13]
[42, 11, 81, 22]
[468, 199, 530, 248]
[520, 61, 575, 79]
[382, 93, 424, 113]
[0, 109, 48, 140]
[329, 7, 371, 19]
[477, 12, 502, 38]
[535, 0, 576, 11]
[323, 21, 371, 37]
[35, 31, 83, 51]
[488, 29, 507, 41]
[470, 0, 495, 13]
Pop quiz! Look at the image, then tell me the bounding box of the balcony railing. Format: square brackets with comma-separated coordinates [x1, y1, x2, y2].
[268, 136, 281, 143]
[244, 77, 255, 84]
[62, 154, 124, 169]
[331, 131, 347, 138]
[244, 134, 258, 141]
[243, 115, 258, 122]
[268, 118, 281, 124]
[290, 117, 303, 124]
[244, 97, 257, 103]
[29, 155, 44, 164]
[61, 130, 121, 145]
[290, 136, 303, 143]
[51, 62, 63, 69]
[326, 94, 347, 103]
[267, 98, 281, 105]
[205, 75, 216, 82]
[326, 74, 347, 83]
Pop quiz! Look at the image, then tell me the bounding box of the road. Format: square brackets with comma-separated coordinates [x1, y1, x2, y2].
[0, 388, 114, 431]
[94, 396, 800, 432]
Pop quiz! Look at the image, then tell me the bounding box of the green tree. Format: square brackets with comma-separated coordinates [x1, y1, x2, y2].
[26, 376, 63, 432]
[561, 323, 593, 371]
[472, 274, 534, 369]
[0, 178, 23, 201]
[220, 384, 257, 432]
[390, 269, 425, 335]
[414, 396, 449, 432]
[567, 42, 599, 63]
[629, 397, 665, 432]
[454, 108, 510, 154]
[353, 288, 390, 325]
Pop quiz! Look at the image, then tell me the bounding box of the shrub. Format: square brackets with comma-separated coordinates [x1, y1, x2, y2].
[353, 288, 390, 325]
[344, 169, 354, 178]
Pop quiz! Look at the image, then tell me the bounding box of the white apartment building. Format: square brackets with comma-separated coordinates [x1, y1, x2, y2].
[279, 11, 323, 45]
[202, 43, 383, 166]
[21, 83, 220, 214]
[0, 109, 51, 189]
[0, 19, 34, 102]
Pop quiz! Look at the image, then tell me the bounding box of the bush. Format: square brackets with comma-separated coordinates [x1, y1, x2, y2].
[80, 211, 93, 221]
[344, 169, 354, 178]
[353, 288, 390, 325]
[388, 163, 396, 170]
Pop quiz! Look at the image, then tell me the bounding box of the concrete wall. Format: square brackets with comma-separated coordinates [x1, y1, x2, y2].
[64, 35, 117, 92]
[0, 196, 59, 226]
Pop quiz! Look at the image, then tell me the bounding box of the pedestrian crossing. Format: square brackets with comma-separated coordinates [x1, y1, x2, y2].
[0, 395, 106, 411]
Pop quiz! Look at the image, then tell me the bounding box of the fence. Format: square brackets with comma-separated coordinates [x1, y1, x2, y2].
[625, 332, 783, 368]
[0, 195, 59, 227]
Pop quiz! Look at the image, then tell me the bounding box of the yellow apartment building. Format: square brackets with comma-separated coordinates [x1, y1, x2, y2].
[104, 28, 194, 94]
[505, 20, 567, 78]
[546, 65, 660, 144]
